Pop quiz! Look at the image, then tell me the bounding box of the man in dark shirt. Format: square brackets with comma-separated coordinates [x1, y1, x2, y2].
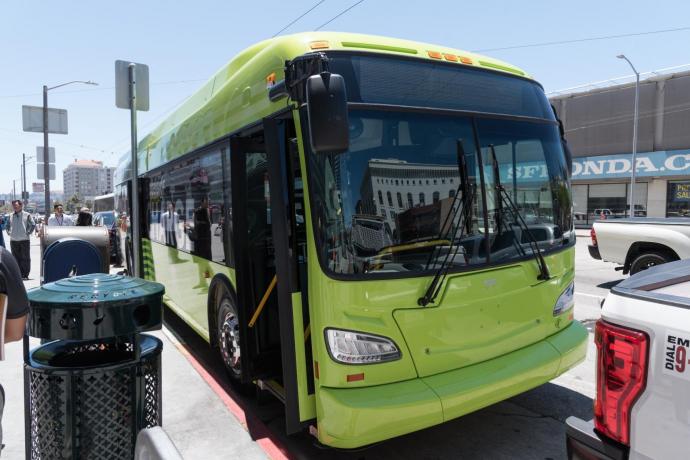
[0, 246, 30, 456]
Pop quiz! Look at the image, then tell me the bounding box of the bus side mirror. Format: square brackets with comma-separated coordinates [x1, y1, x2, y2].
[306, 72, 349, 154]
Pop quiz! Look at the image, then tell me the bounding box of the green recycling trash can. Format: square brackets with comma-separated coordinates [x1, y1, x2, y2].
[24, 273, 165, 460]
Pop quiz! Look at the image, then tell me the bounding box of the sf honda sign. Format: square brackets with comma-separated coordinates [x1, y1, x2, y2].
[572, 149, 690, 179]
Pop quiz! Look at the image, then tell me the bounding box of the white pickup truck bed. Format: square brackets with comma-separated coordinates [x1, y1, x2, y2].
[566, 259, 690, 459]
[589, 218, 690, 275]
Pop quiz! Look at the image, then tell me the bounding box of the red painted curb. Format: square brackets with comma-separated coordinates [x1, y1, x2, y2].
[171, 340, 292, 460]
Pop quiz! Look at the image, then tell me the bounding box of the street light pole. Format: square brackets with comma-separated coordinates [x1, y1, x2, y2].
[43, 85, 49, 219]
[42, 80, 98, 220]
[22, 154, 35, 207]
[617, 54, 640, 218]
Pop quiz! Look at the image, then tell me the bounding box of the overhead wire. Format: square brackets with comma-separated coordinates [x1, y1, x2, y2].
[0, 127, 119, 157]
[108, 0, 364, 154]
[563, 103, 690, 135]
[0, 79, 206, 99]
[102, 91, 197, 155]
[474, 25, 690, 53]
[315, 0, 364, 30]
[272, 0, 326, 37]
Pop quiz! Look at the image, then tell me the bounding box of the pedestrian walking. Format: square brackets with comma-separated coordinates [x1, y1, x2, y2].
[160, 201, 180, 248]
[75, 207, 93, 226]
[0, 246, 30, 455]
[5, 200, 35, 279]
[47, 203, 73, 227]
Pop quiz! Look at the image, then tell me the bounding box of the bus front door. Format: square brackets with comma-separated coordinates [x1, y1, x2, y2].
[230, 136, 281, 383]
[232, 124, 314, 433]
[264, 117, 315, 433]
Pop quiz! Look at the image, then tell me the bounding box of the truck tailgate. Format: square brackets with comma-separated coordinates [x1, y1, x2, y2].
[603, 261, 690, 459]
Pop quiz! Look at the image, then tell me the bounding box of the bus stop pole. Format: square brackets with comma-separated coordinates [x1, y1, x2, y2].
[129, 63, 140, 278]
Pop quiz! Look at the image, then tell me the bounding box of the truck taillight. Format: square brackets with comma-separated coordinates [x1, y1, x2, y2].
[590, 227, 597, 246]
[594, 320, 648, 446]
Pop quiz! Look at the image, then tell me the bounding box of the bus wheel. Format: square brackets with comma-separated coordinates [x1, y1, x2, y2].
[217, 296, 243, 380]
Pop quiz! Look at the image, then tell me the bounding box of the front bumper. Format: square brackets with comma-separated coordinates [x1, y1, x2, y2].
[565, 416, 627, 460]
[316, 321, 588, 449]
[588, 244, 601, 260]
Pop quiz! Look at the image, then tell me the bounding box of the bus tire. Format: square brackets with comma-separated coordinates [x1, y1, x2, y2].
[629, 252, 670, 275]
[217, 294, 243, 381]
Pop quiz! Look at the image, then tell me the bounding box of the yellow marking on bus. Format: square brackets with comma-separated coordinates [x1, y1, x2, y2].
[248, 274, 277, 328]
[310, 40, 330, 50]
[377, 239, 450, 255]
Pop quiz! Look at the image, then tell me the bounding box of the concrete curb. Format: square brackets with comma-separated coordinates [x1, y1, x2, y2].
[574, 292, 605, 309]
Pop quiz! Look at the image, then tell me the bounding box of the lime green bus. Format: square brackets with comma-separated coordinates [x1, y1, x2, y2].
[114, 32, 587, 448]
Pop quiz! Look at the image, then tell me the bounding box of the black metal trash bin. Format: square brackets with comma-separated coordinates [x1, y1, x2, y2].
[24, 273, 165, 460]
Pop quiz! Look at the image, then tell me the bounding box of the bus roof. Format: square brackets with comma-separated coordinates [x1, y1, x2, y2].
[133, 32, 532, 174]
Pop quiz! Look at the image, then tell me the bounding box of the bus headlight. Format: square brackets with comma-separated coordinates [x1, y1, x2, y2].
[553, 282, 574, 316]
[325, 328, 401, 364]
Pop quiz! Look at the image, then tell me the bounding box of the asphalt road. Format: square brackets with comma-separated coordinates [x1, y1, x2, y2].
[164, 231, 627, 460]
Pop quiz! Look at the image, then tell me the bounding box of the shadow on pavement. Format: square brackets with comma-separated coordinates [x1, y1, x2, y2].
[597, 279, 624, 290]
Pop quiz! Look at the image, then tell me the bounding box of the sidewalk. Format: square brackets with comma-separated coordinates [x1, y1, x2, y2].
[0, 234, 268, 459]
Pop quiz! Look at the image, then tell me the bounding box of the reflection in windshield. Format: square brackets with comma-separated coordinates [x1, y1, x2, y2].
[308, 109, 571, 276]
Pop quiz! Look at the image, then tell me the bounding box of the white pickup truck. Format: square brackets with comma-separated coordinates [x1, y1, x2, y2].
[588, 218, 690, 275]
[566, 259, 690, 459]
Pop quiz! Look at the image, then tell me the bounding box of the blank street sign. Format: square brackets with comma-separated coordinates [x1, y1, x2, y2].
[37, 163, 56, 180]
[115, 60, 150, 111]
[22, 105, 68, 134]
[36, 146, 56, 163]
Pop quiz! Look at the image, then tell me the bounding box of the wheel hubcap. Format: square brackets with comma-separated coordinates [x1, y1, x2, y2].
[643, 260, 658, 270]
[219, 306, 241, 375]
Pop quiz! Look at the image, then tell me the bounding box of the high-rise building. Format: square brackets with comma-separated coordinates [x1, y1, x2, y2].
[63, 159, 115, 201]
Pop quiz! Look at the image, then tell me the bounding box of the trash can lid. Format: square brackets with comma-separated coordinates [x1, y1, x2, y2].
[28, 273, 165, 307]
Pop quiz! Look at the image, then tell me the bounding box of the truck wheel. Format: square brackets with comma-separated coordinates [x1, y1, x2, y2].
[217, 295, 243, 381]
[630, 252, 669, 275]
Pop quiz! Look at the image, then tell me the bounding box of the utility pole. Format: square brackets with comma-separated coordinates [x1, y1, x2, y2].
[12, 180, 16, 201]
[22, 153, 28, 206]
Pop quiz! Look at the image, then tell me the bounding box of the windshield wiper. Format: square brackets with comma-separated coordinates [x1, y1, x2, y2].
[418, 140, 473, 306]
[488, 145, 550, 281]
[423, 140, 470, 270]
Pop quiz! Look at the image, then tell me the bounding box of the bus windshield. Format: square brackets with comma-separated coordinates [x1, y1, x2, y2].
[307, 108, 571, 276]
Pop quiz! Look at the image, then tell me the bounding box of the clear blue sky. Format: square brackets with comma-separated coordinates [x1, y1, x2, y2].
[1, 0, 688, 195]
